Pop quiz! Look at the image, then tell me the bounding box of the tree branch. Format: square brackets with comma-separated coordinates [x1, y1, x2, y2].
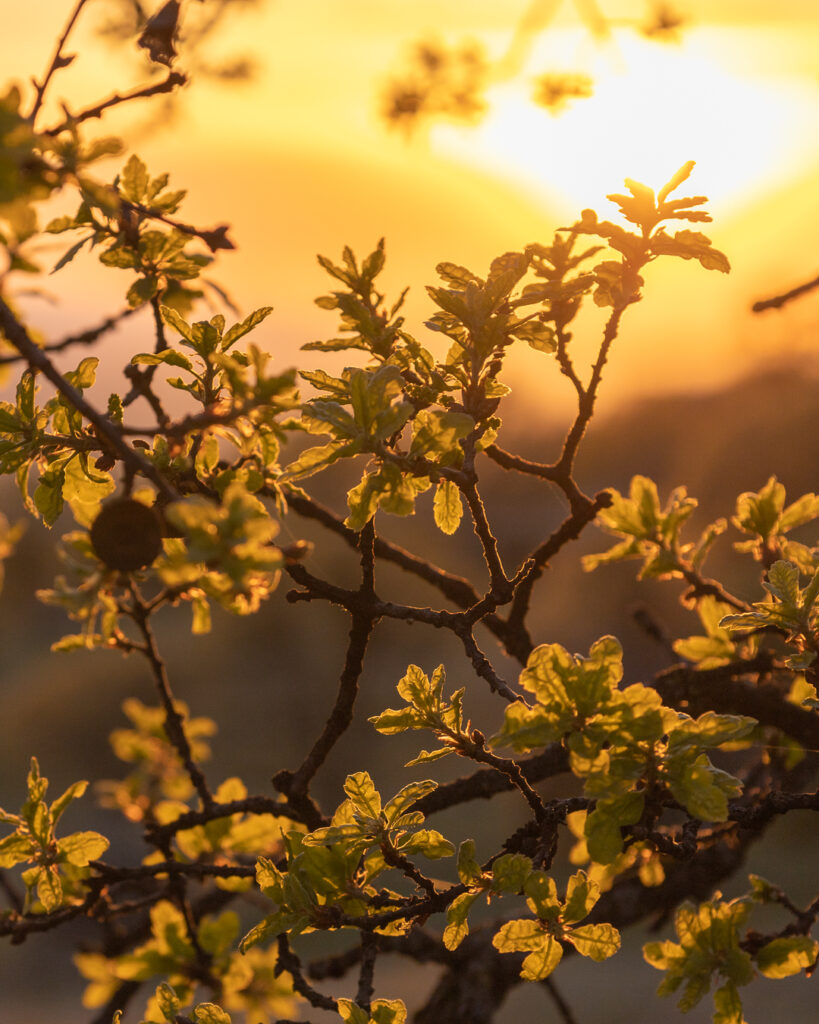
[0, 296, 177, 500]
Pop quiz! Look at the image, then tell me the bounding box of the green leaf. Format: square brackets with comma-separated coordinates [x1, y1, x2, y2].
[36, 864, 63, 912]
[764, 559, 801, 605]
[194, 435, 220, 478]
[127, 276, 158, 308]
[51, 234, 92, 274]
[520, 935, 563, 980]
[568, 922, 621, 961]
[491, 853, 532, 893]
[667, 760, 732, 822]
[433, 478, 463, 534]
[48, 779, 87, 825]
[410, 409, 473, 461]
[159, 305, 194, 341]
[435, 262, 481, 288]
[369, 706, 421, 735]
[120, 154, 149, 202]
[585, 791, 645, 864]
[510, 318, 556, 352]
[345, 463, 429, 531]
[755, 936, 818, 979]
[337, 998, 370, 1024]
[370, 1000, 407, 1024]
[733, 476, 784, 539]
[34, 469, 64, 526]
[524, 871, 560, 919]
[562, 870, 599, 924]
[155, 982, 180, 1020]
[657, 160, 696, 203]
[132, 349, 194, 371]
[779, 492, 819, 532]
[405, 747, 452, 766]
[284, 439, 361, 482]
[456, 839, 482, 884]
[493, 920, 562, 979]
[443, 891, 480, 950]
[222, 306, 273, 349]
[99, 246, 137, 269]
[712, 983, 745, 1024]
[399, 828, 454, 859]
[383, 779, 437, 823]
[61, 455, 115, 527]
[58, 830, 110, 866]
[107, 392, 123, 424]
[343, 772, 381, 819]
[0, 833, 35, 868]
[492, 917, 544, 953]
[192, 1004, 232, 1024]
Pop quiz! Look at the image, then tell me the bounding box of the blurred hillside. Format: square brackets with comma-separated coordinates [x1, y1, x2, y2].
[0, 359, 817, 1023]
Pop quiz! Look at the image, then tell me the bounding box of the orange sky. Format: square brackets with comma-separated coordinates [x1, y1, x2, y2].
[4, 0, 819, 419]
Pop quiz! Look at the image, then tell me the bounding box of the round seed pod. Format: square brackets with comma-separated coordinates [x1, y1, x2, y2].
[90, 498, 163, 571]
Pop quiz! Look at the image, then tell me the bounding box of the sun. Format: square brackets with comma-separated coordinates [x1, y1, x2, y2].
[428, 26, 819, 217]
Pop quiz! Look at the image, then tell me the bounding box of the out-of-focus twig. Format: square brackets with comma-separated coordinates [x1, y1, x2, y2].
[752, 273, 819, 312]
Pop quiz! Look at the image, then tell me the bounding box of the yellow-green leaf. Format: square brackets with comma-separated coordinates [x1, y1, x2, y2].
[568, 922, 621, 961]
[756, 936, 818, 979]
[433, 478, 463, 534]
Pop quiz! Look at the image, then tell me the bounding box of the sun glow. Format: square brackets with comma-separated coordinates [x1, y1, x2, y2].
[429, 27, 819, 216]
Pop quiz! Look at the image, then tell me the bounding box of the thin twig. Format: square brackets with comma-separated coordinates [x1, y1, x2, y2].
[129, 585, 214, 810]
[0, 306, 139, 365]
[356, 932, 378, 1012]
[29, 0, 91, 126]
[542, 976, 581, 1024]
[555, 305, 625, 480]
[752, 273, 819, 312]
[461, 475, 511, 597]
[276, 935, 339, 1012]
[43, 71, 188, 136]
[458, 730, 547, 822]
[505, 489, 610, 644]
[276, 523, 378, 819]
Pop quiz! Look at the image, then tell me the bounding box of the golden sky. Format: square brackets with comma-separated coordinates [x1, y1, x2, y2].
[4, 0, 819, 417]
